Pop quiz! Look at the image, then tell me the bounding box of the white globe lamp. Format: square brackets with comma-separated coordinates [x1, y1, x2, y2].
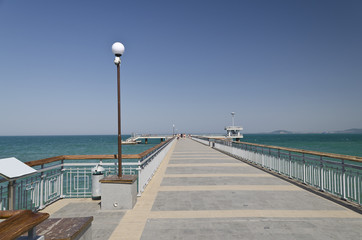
[112, 42, 125, 56]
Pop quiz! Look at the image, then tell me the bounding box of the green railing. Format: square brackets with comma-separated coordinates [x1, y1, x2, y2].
[0, 138, 175, 211]
[192, 136, 362, 206]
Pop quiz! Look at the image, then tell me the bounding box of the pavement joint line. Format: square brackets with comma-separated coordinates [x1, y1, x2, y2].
[163, 173, 273, 178]
[109, 140, 177, 240]
[167, 163, 247, 167]
[158, 185, 302, 191]
[40, 198, 95, 215]
[148, 209, 362, 219]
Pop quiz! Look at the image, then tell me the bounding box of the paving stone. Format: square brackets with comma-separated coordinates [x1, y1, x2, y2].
[50, 202, 125, 240]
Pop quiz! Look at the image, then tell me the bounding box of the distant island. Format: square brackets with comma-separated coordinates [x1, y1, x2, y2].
[269, 130, 294, 134]
[327, 128, 362, 134]
[265, 128, 362, 134]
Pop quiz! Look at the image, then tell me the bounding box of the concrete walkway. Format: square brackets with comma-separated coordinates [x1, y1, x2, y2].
[43, 138, 362, 239]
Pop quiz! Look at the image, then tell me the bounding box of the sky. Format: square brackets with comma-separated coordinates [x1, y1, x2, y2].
[0, 0, 361, 135]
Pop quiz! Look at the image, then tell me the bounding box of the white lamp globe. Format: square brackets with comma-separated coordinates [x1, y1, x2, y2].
[112, 42, 125, 56]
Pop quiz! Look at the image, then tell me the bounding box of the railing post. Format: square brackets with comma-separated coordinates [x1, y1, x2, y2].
[60, 169, 65, 198]
[319, 156, 324, 191]
[342, 159, 346, 200]
[39, 164, 45, 209]
[137, 159, 142, 196]
[8, 180, 15, 210]
[302, 153, 306, 184]
[39, 172, 45, 209]
[268, 148, 272, 170]
[358, 174, 361, 205]
[59, 159, 64, 198]
[278, 149, 281, 174]
[288, 152, 291, 178]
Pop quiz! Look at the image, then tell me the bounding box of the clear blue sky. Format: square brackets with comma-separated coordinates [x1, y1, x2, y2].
[1, 0, 361, 135]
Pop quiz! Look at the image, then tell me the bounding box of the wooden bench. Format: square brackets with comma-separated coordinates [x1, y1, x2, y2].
[0, 210, 49, 240]
[35, 217, 93, 240]
[0, 211, 93, 240]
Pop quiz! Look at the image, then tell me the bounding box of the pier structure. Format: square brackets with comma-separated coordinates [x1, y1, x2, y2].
[1, 137, 362, 239]
[225, 112, 243, 141]
[124, 135, 172, 144]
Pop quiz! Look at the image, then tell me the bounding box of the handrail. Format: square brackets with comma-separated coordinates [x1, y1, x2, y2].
[0, 210, 49, 240]
[137, 138, 171, 159]
[198, 136, 362, 163]
[193, 135, 362, 206]
[25, 139, 171, 167]
[229, 140, 362, 163]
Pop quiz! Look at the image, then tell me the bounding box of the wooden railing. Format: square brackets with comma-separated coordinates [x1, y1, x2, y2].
[25, 139, 171, 167]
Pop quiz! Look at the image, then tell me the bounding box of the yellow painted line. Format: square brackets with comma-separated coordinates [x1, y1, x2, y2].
[149, 210, 362, 219]
[158, 185, 302, 191]
[109, 141, 177, 240]
[168, 163, 246, 167]
[164, 173, 273, 178]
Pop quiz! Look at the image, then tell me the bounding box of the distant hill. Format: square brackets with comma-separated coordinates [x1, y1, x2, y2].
[332, 128, 362, 134]
[255, 128, 362, 135]
[269, 130, 293, 134]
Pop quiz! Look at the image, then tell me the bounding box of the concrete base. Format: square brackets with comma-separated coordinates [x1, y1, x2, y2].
[100, 175, 138, 210]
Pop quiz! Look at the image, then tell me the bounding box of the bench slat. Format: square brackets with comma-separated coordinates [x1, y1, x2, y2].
[0, 210, 49, 240]
[36, 217, 93, 240]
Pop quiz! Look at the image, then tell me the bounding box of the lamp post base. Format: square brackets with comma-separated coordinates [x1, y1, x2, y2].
[100, 175, 137, 210]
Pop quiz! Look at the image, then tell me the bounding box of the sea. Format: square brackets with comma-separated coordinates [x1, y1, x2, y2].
[0, 134, 362, 163]
[242, 134, 362, 157]
[0, 135, 159, 163]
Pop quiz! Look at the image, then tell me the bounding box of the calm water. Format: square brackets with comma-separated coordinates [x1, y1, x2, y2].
[0, 135, 159, 162]
[1, 134, 362, 163]
[242, 134, 362, 157]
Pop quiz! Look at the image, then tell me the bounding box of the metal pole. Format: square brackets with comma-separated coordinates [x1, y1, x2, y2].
[8, 180, 14, 210]
[117, 62, 122, 177]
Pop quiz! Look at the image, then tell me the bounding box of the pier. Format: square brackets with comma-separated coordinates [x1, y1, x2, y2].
[124, 135, 172, 144]
[18, 138, 361, 239]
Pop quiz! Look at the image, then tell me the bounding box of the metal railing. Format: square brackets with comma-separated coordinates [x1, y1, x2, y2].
[0, 138, 175, 211]
[192, 136, 362, 206]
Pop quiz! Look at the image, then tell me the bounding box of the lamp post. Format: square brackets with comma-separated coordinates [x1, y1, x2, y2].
[99, 42, 137, 210]
[112, 42, 125, 178]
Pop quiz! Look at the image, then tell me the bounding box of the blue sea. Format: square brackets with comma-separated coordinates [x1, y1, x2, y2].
[0, 135, 160, 163]
[242, 134, 362, 157]
[0, 134, 362, 163]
